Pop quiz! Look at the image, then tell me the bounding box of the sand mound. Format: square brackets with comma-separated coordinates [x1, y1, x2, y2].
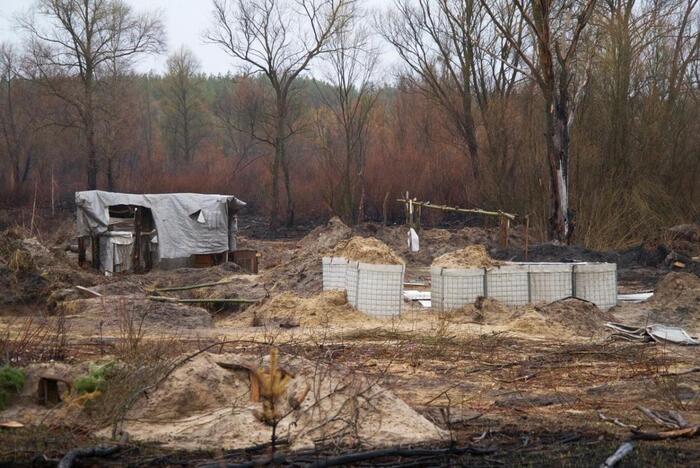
[223, 290, 369, 328]
[0, 228, 101, 306]
[445, 297, 514, 324]
[114, 351, 446, 451]
[640, 272, 700, 328]
[513, 298, 614, 336]
[433, 245, 499, 269]
[334, 236, 403, 265]
[444, 297, 612, 337]
[58, 295, 212, 333]
[299, 216, 352, 252]
[262, 218, 353, 295]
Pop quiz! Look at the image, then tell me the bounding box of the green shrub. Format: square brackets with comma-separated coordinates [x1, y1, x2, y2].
[73, 362, 115, 395]
[0, 365, 26, 410]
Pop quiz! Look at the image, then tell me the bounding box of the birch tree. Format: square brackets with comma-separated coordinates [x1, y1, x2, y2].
[482, 0, 598, 243]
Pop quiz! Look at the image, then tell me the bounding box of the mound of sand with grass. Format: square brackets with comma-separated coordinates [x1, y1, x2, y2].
[432, 245, 500, 269]
[111, 351, 446, 451]
[222, 290, 371, 328]
[334, 236, 404, 265]
[58, 295, 212, 334]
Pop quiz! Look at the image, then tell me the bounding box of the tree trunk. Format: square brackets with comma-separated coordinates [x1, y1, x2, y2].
[545, 90, 573, 244]
[281, 151, 295, 228]
[269, 146, 281, 230]
[86, 112, 98, 190]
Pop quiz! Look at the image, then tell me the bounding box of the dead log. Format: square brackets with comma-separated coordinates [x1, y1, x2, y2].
[600, 441, 634, 468]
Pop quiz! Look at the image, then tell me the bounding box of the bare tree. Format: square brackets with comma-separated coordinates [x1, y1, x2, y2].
[206, 0, 356, 229]
[316, 24, 379, 224]
[482, 0, 598, 243]
[162, 47, 208, 166]
[212, 78, 266, 178]
[20, 0, 164, 190]
[0, 43, 44, 195]
[380, 0, 484, 200]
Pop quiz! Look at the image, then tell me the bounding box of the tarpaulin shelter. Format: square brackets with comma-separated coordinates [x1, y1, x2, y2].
[75, 191, 246, 272]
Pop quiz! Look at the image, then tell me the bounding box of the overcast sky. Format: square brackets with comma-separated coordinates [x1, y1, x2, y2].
[0, 0, 398, 79]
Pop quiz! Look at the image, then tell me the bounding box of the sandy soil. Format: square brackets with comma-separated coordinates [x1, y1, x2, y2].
[1, 218, 699, 466]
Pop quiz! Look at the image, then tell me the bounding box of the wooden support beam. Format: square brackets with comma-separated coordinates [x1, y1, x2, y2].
[396, 198, 516, 221]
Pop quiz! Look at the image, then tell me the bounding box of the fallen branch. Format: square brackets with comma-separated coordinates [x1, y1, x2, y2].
[600, 441, 634, 468]
[659, 367, 700, 376]
[308, 445, 496, 467]
[148, 280, 237, 293]
[75, 286, 102, 298]
[631, 426, 699, 440]
[58, 445, 120, 468]
[146, 296, 258, 304]
[636, 406, 687, 429]
[598, 411, 639, 430]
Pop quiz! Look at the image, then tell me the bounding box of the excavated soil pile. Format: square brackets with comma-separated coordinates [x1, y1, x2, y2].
[262, 217, 353, 295]
[58, 295, 212, 333]
[432, 245, 500, 268]
[222, 290, 370, 328]
[334, 236, 404, 265]
[445, 297, 513, 324]
[354, 223, 522, 266]
[113, 351, 445, 451]
[514, 299, 616, 336]
[642, 273, 700, 328]
[0, 228, 100, 306]
[445, 297, 613, 337]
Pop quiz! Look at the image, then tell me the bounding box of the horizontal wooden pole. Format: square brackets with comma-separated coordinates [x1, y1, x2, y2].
[148, 279, 236, 293]
[397, 199, 516, 220]
[146, 296, 258, 304]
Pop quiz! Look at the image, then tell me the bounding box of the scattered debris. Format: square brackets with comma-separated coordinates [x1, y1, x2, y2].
[605, 322, 699, 345]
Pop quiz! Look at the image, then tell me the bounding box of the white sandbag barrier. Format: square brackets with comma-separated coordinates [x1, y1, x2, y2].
[572, 263, 618, 310]
[431, 262, 617, 312]
[431, 266, 485, 312]
[323, 256, 405, 317]
[322, 256, 350, 291]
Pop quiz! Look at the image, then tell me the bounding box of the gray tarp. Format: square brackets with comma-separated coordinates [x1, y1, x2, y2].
[76, 191, 245, 259]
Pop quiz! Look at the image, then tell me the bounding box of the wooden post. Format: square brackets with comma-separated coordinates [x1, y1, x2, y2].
[382, 192, 389, 226]
[78, 237, 86, 267]
[524, 215, 530, 261]
[498, 215, 509, 248]
[416, 204, 422, 231]
[90, 235, 100, 270]
[133, 207, 142, 273]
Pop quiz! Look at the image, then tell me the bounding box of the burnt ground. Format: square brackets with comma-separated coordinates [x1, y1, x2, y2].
[0, 215, 698, 466]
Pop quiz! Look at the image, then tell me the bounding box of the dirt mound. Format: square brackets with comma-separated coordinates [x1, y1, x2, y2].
[114, 351, 445, 450]
[432, 245, 499, 268]
[530, 298, 615, 335]
[58, 295, 212, 333]
[299, 216, 352, 252]
[444, 297, 513, 324]
[334, 236, 403, 265]
[223, 290, 370, 328]
[262, 218, 353, 295]
[492, 243, 617, 264]
[0, 228, 101, 306]
[642, 273, 700, 328]
[444, 297, 612, 337]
